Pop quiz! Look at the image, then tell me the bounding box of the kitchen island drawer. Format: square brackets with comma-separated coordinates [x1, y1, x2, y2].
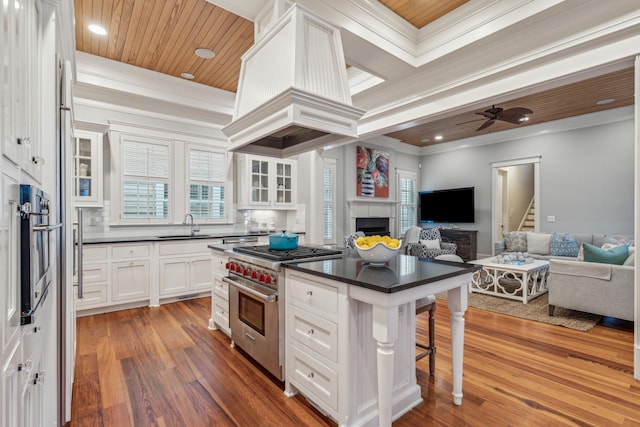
[212, 300, 229, 330]
[288, 273, 338, 316]
[212, 278, 229, 300]
[291, 306, 337, 362]
[112, 244, 150, 259]
[290, 345, 337, 411]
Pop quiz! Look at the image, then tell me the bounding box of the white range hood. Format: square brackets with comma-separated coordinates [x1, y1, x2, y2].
[222, 4, 365, 158]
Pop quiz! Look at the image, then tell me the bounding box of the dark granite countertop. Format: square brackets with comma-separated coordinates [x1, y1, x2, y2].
[83, 231, 283, 244]
[284, 252, 480, 293]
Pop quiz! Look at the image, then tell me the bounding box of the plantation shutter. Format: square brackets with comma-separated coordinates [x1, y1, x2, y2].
[397, 170, 417, 235]
[323, 159, 337, 244]
[188, 148, 226, 220]
[122, 140, 170, 219]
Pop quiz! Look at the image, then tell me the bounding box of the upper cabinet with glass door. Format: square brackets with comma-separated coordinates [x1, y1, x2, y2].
[73, 130, 103, 206]
[236, 154, 296, 209]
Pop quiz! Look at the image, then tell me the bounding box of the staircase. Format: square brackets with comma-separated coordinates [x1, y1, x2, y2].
[518, 197, 535, 232]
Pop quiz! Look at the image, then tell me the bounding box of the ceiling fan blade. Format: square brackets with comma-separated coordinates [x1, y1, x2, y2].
[496, 113, 528, 125]
[476, 111, 495, 119]
[477, 119, 495, 131]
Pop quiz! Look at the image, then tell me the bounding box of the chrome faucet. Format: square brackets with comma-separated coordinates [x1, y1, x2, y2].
[183, 214, 200, 236]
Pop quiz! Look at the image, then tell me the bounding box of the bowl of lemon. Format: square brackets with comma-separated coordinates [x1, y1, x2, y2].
[355, 235, 402, 266]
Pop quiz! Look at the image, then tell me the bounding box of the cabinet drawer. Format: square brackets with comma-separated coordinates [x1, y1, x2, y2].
[291, 307, 338, 362]
[75, 284, 108, 308]
[213, 278, 229, 300]
[289, 275, 338, 315]
[82, 263, 107, 283]
[212, 300, 229, 329]
[211, 253, 228, 275]
[290, 346, 337, 410]
[83, 246, 108, 261]
[159, 241, 214, 256]
[112, 244, 150, 259]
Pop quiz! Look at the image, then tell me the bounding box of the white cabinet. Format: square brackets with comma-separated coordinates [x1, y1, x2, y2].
[1, 172, 20, 354]
[20, 357, 43, 427]
[75, 243, 151, 313]
[1, 340, 22, 427]
[16, 0, 42, 182]
[111, 244, 151, 302]
[73, 130, 103, 207]
[210, 249, 230, 335]
[158, 240, 218, 299]
[236, 154, 296, 208]
[285, 272, 344, 418]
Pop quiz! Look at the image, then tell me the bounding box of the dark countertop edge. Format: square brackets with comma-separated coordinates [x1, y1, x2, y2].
[283, 260, 481, 294]
[83, 231, 305, 245]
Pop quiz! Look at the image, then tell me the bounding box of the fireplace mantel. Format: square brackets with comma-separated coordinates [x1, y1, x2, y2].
[347, 198, 398, 205]
[347, 199, 397, 236]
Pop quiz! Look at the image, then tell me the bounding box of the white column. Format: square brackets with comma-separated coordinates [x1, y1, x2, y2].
[447, 284, 468, 405]
[372, 304, 399, 427]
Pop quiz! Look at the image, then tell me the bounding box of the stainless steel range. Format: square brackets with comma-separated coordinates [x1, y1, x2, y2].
[223, 245, 342, 380]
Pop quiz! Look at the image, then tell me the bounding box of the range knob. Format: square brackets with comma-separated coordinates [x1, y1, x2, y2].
[251, 271, 258, 279]
[258, 273, 266, 282]
[265, 275, 273, 285]
[243, 267, 250, 276]
[225, 262, 231, 270]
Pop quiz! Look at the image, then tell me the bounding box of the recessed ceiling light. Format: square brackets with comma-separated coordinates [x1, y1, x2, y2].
[420, 138, 431, 143]
[88, 24, 107, 36]
[596, 98, 615, 105]
[180, 72, 195, 80]
[195, 48, 215, 59]
[434, 135, 443, 141]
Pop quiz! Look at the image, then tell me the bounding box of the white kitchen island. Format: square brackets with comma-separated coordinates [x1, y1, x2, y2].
[283, 254, 479, 427]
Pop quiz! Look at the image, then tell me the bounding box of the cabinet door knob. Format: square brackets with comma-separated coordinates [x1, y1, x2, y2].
[308, 372, 314, 379]
[308, 329, 314, 336]
[306, 291, 313, 297]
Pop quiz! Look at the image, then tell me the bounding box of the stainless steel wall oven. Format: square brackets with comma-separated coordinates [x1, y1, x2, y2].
[19, 184, 60, 324]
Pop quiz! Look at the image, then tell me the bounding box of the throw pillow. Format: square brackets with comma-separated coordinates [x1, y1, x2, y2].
[420, 239, 441, 250]
[503, 231, 527, 252]
[549, 232, 579, 257]
[583, 243, 628, 265]
[420, 227, 442, 241]
[526, 233, 551, 255]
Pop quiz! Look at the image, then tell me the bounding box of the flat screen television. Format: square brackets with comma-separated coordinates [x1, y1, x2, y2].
[418, 187, 475, 223]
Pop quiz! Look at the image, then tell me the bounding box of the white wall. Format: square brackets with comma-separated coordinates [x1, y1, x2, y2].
[420, 119, 635, 256]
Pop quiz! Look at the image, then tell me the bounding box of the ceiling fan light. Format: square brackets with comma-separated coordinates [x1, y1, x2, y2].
[434, 135, 443, 141]
[519, 116, 529, 122]
[180, 72, 195, 80]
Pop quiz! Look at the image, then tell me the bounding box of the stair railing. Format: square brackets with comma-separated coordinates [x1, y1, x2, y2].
[517, 196, 535, 232]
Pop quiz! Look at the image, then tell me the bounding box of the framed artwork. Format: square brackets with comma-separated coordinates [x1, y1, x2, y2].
[356, 146, 389, 198]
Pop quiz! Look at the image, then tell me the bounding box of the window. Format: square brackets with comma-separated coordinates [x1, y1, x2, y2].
[397, 169, 417, 235]
[122, 138, 170, 220]
[323, 158, 337, 244]
[188, 146, 227, 221]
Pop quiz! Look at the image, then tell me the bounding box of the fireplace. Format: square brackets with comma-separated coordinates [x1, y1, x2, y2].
[355, 217, 390, 236]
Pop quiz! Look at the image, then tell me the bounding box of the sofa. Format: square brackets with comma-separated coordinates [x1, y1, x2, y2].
[548, 259, 634, 321]
[494, 231, 635, 321]
[494, 231, 634, 261]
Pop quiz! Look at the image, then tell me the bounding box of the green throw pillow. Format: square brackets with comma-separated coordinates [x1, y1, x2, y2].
[582, 243, 629, 265]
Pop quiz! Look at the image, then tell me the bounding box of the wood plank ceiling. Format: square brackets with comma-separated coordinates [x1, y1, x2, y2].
[73, 0, 634, 146]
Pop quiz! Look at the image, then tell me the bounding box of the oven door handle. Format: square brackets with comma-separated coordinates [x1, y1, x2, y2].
[32, 223, 63, 232]
[223, 277, 277, 302]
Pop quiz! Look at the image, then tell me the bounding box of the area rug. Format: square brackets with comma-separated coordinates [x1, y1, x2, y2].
[436, 292, 601, 332]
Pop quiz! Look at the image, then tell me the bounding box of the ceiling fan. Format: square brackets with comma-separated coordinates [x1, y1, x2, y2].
[458, 105, 533, 131]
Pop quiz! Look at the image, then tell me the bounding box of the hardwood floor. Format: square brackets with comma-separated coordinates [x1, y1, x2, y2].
[69, 297, 639, 427]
